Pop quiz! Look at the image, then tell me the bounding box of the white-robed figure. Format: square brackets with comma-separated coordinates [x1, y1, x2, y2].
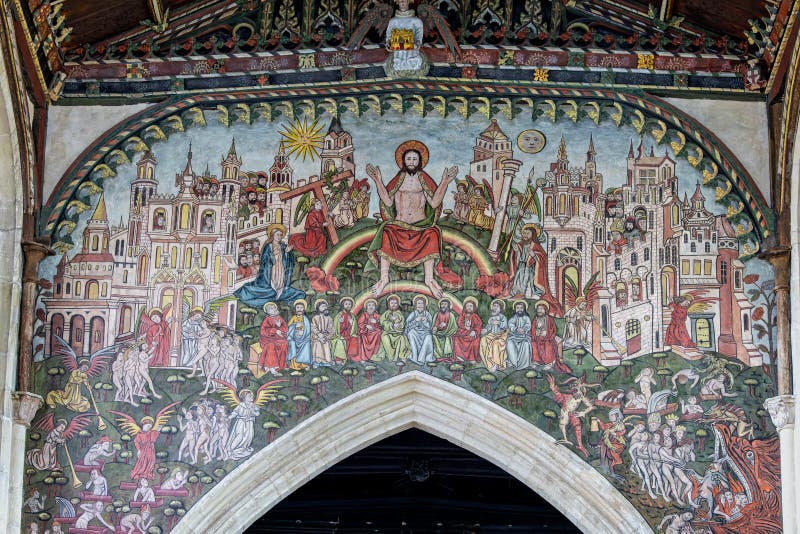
[180, 308, 207, 366]
[287, 299, 312, 370]
[506, 301, 532, 369]
[386, 0, 425, 73]
[215, 380, 284, 461]
[405, 295, 435, 365]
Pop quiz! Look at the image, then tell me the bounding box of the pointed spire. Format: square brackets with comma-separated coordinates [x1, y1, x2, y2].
[327, 116, 344, 134]
[691, 181, 705, 202]
[637, 139, 644, 158]
[586, 133, 595, 162]
[204, 162, 210, 176]
[91, 193, 108, 222]
[227, 137, 237, 157]
[183, 142, 194, 176]
[683, 192, 689, 207]
[649, 145, 655, 157]
[628, 139, 634, 158]
[558, 135, 567, 161]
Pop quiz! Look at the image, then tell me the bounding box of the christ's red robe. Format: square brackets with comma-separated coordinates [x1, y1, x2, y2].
[356, 312, 381, 362]
[453, 313, 482, 362]
[259, 315, 289, 369]
[289, 209, 327, 258]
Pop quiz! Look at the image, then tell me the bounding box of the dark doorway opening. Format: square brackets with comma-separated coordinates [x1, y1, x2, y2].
[246, 428, 580, 533]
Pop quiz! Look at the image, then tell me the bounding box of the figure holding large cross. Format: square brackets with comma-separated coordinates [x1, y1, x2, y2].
[366, 140, 458, 299]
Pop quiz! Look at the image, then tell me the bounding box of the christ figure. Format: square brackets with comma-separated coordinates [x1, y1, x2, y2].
[366, 140, 458, 299]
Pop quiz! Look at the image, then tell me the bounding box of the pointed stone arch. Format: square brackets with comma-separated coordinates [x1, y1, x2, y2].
[173, 372, 651, 534]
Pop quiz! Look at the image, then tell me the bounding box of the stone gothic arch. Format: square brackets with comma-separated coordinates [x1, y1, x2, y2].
[174, 372, 651, 534]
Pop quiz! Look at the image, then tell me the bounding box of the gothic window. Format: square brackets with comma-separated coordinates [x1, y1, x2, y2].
[644, 248, 650, 261]
[704, 242, 711, 253]
[576, 236, 583, 250]
[614, 258, 621, 271]
[690, 242, 696, 252]
[721, 261, 728, 284]
[734, 270, 742, 290]
[648, 211, 654, 229]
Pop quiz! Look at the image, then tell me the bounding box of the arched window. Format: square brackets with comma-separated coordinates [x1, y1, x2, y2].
[672, 204, 680, 225]
[684, 234, 688, 244]
[91, 235, 99, 251]
[704, 242, 711, 253]
[200, 210, 215, 233]
[545, 197, 552, 216]
[138, 255, 148, 285]
[601, 305, 610, 335]
[721, 261, 728, 284]
[75, 281, 82, 295]
[180, 204, 191, 229]
[119, 306, 132, 333]
[153, 209, 167, 230]
[201, 247, 209, 268]
[690, 242, 696, 252]
[631, 253, 638, 266]
[66, 282, 71, 294]
[550, 238, 556, 252]
[614, 258, 621, 271]
[576, 236, 583, 250]
[123, 270, 128, 283]
[644, 248, 650, 262]
[743, 314, 750, 331]
[155, 246, 162, 268]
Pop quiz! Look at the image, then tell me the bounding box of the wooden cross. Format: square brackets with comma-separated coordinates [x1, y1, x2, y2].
[279, 169, 354, 245]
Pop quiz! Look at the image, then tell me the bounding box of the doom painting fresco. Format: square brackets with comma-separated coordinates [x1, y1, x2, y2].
[25, 99, 780, 534]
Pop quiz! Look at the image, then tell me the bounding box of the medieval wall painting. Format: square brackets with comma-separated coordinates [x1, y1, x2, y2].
[25, 102, 780, 534]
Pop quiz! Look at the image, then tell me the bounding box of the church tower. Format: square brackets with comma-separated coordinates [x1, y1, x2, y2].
[220, 137, 242, 204]
[320, 117, 355, 177]
[84, 193, 111, 254]
[130, 150, 158, 213]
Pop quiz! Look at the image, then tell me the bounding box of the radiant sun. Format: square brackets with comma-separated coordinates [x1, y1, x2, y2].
[279, 117, 325, 162]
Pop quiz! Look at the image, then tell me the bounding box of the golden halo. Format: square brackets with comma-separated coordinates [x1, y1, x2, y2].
[521, 223, 541, 239]
[462, 296, 479, 310]
[339, 297, 354, 306]
[364, 298, 378, 308]
[394, 140, 430, 169]
[386, 293, 402, 305]
[490, 299, 506, 311]
[314, 298, 328, 311]
[533, 300, 550, 312]
[263, 302, 278, 313]
[512, 300, 528, 311]
[293, 299, 308, 309]
[266, 223, 287, 240]
[413, 294, 428, 306]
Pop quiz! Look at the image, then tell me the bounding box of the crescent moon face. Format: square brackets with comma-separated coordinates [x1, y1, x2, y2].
[517, 130, 546, 154]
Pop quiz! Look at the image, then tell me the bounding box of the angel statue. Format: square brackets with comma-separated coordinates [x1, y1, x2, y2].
[347, 0, 461, 78]
[46, 336, 114, 421]
[27, 412, 94, 481]
[563, 272, 600, 349]
[109, 402, 180, 480]
[214, 379, 286, 460]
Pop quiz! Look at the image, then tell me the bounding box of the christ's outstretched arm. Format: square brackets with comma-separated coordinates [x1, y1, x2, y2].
[366, 164, 393, 207]
[430, 166, 458, 207]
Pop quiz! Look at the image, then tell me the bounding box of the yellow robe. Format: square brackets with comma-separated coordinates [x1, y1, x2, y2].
[46, 369, 91, 412]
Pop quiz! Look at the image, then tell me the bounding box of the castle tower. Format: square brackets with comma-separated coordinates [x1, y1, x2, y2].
[131, 150, 158, 213]
[219, 138, 242, 205]
[83, 193, 111, 254]
[470, 118, 513, 209]
[320, 117, 355, 177]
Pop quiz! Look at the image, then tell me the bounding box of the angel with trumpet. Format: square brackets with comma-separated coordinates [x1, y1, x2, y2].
[214, 379, 286, 460]
[27, 412, 94, 488]
[109, 402, 180, 480]
[45, 336, 114, 431]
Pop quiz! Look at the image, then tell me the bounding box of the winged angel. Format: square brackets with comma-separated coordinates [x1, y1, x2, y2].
[214, 379, 285, 460]
[46, 335, 114, 419]
[348, 0, 461, 77]
[563, 272, 601, 349]
[27, 412, 94, 477]
[109, 402, 180, 480]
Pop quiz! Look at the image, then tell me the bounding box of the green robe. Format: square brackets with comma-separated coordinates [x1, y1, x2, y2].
[432, 310, 458, 360]
[376, 310, 410, 361]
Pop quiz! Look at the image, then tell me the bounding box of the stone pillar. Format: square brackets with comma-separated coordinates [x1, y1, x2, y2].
[18, 240, 52, 393]
[765, 395, 798, 533]
[762, 247, 792, 394]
